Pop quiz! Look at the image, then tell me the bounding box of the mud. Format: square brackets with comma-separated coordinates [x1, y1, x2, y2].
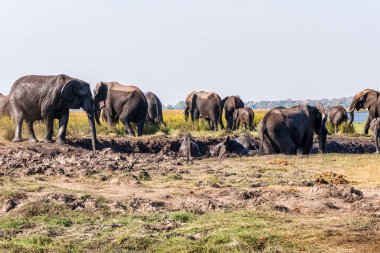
[0, 135, 379, 217]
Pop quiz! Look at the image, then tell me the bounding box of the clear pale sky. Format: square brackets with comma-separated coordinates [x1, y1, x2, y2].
[0, 0, 379, 105]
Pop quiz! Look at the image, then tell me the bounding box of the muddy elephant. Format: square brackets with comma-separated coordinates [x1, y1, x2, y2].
[233, 107, 255, 131]
[178, 134, 201, 159]
[348, 89, 380, 134]
[370, 118, 380, 154]
[259, 104, 328, 155]
[221, 96, 244, 130]
[9, 75, 97, 152]
[93, 82, 147, 136]
[184, 91, 224, 131]
[145, 91, 164, 126]
[212, 136, 258, 158]
[0, 93, 11, 117]
[327, 106, 348, 133]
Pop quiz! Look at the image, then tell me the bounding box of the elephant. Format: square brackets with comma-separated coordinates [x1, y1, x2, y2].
[327, 105, 348, 133]
[178, 134, 201, 159]
[184, 91, 224, 131]
[145, 91, 164, 126]
[370, 118, 380, 154]
[9, 75, 97, 152]
[235, 135, 260, 151]
[0, 93, 11, 117]
[232, 107, 255, 131]
[348, 89, 380, 135]
[259, 104, 328, 155]
[212, 136, 258, 158]
[93, 82, 147, 136]
[221, 95, 244, 130]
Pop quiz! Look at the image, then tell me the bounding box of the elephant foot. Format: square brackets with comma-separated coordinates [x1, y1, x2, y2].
[375, 151, 380, 154]
[56, 139, 67, 145]
[43, 139, 54, 143]
[12, 137, 23, 142]
[29, 138, 38, 143]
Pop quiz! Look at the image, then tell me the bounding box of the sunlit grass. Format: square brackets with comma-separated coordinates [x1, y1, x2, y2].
[0, 110, 369, 141]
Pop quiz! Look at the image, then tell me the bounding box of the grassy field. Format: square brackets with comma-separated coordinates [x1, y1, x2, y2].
[0, 109, 367, 141]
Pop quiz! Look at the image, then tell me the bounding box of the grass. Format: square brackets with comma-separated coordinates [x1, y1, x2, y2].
[0, 110, 368, 141]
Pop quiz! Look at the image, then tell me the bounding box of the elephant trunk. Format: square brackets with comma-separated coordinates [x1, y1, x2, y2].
[185, 108, 189, 121]
[94, 102, 101, 125]
[349, 110, 354, 125]
[85, 108, 97, 153]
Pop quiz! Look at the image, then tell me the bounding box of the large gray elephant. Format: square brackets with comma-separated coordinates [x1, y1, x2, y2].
[9, 75, 97, 152]
[327, 105, 348, 133]
[348, 89, 380, 134]
[145, 91, 164, 126]
[93, 82, 147, 136]
[221, 95, 244, 130]
[0, 93, 11, 117]
[259, 104, 328, 155]
[184, 91, 224, 131]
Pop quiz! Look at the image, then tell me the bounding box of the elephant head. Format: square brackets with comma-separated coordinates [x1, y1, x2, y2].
[93, 82, 108, 125]
[348, 89, 378, 124]
[315, 103, 329, 153]
[184, 91, 197, 121]
[61, 79, 97, 152]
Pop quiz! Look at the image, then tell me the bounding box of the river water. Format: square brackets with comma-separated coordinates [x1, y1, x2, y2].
[351, 111, 369, 123]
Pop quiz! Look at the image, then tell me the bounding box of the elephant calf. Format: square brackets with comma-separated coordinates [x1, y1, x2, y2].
[212, 136, 258, 158]
[370, 118, 380, 154]
[233, 107, 255, 131]
[327, 106, 348, 133]
[178, 134, 201, 159]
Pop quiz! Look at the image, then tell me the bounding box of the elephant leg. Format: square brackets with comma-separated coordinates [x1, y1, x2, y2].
[376, 136, 380, 154]
[44, 117, 54, 143]
[219, 117, 225, 130]
[26, 121, 38, 143]
[206, 119, 212, 130]
[12, 115, 23, 142]
[364, 117, 371, 135]
[243, 122, 247, 131]
[57, 110, 69, 144]
[213, 119, 219, 131]
[272, 133, 296, 155]
[227, 116, 233, 130]
[136, 117, 145, 137]
[236, 119, 240, 130]
[106, 107, 116, 126]
[124, 121, 135, 136]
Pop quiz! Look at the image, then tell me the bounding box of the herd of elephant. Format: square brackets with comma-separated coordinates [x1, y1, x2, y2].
[0, 74, 379, 155]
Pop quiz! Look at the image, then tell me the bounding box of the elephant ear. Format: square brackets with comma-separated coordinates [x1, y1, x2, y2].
[94, 82, 108, 102]
[364, 90, 378, 109]
[60, 79, 83, 109]
[349, 89, 372, 112]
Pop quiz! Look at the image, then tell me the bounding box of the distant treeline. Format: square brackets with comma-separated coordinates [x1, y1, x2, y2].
[163, 97, 353, 110]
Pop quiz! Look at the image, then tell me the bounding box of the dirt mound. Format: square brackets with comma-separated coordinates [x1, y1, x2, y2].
[315, 172, 350, 185]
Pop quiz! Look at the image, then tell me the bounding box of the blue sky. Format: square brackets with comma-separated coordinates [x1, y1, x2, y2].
[0, 0, 379, 104]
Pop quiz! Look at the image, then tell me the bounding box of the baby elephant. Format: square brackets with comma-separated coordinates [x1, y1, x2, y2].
[179, 134, 201, 159]
[212, 136, 258, 158]
[370, 118, 380, 154]
[233, 107, 255, 131]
